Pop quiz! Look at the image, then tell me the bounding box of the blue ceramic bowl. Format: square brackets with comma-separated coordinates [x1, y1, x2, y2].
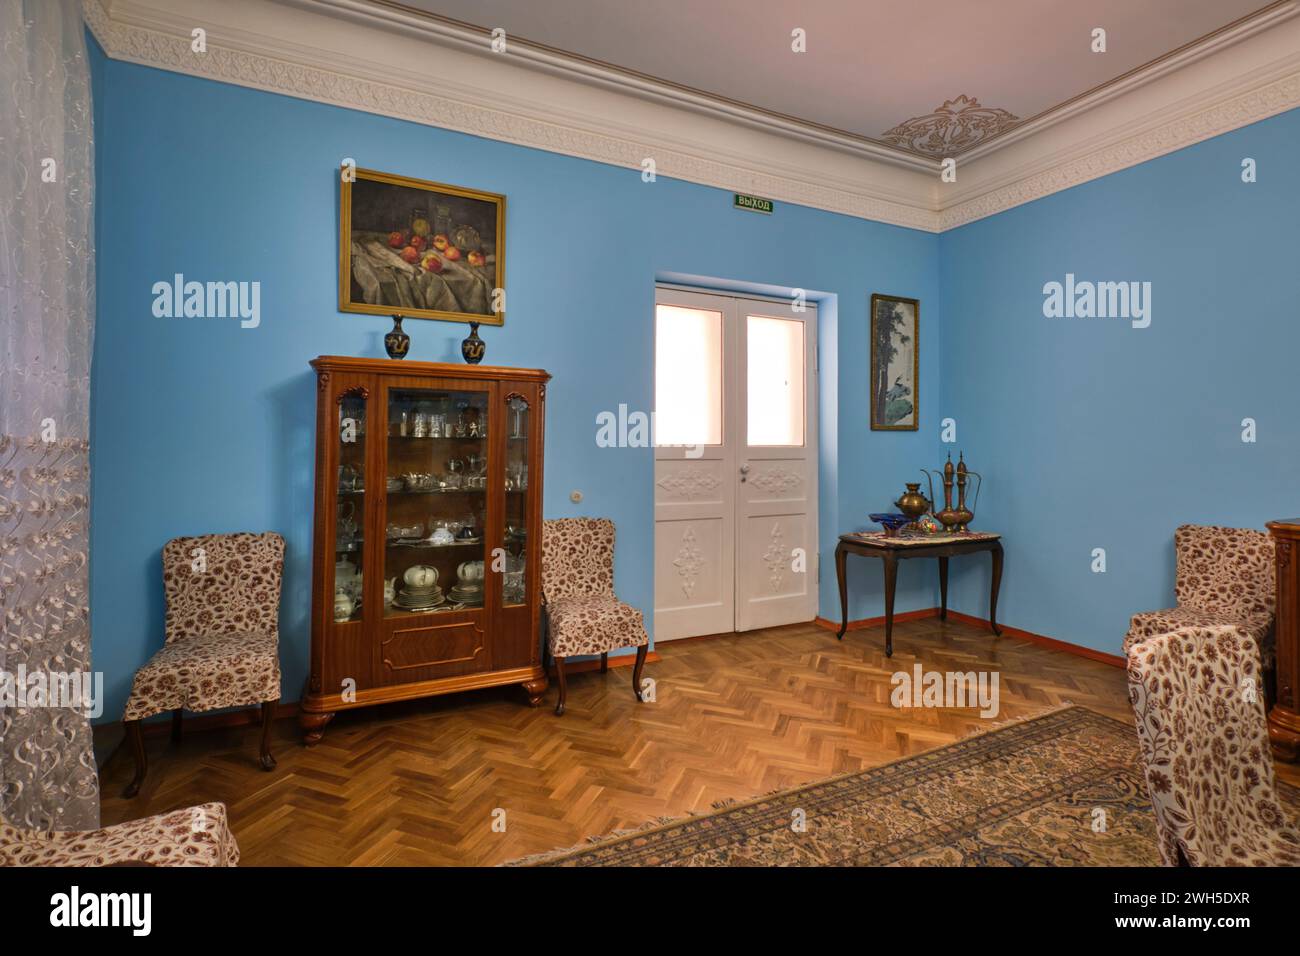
[868, 513, 911, 534]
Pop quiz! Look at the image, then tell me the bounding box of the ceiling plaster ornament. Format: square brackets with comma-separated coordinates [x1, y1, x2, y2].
[674, 527, 705, 598]
[881, 95, 1020, 157]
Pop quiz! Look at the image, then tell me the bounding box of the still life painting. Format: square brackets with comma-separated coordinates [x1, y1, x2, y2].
[340, 168, 505, 324]
[870, 293, 918, 430]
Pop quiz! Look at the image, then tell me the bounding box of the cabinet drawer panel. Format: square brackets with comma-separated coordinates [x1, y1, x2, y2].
[381, 619, 485, 674]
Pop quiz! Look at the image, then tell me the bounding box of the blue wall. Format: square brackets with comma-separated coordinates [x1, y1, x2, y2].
[939, 106, 1300, 654]
[88, 58, 942, 721]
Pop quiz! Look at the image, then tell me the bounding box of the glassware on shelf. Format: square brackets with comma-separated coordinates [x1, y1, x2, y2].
[338, 463, 363, 492]
[337, 499, 359, 549]
[385, 386, 491, 619]
[335, 386, 366, 620]
[503, 552, 526, 605]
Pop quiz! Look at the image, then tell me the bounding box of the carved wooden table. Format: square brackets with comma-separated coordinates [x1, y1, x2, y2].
[834, 531, 1003, 656]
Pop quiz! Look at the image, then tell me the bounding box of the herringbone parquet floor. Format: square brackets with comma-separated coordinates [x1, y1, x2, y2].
[96, 618, 1300, 865]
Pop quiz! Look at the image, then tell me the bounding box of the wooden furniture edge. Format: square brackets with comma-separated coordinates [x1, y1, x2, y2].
[301, 665, 545, 713]
[311, 354, 551, 382]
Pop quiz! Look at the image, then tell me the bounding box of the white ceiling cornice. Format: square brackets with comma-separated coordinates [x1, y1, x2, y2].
[83, 0, 1300, 233]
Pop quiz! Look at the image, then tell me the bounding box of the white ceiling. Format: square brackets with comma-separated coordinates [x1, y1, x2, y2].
[402, 0, 1272, 157]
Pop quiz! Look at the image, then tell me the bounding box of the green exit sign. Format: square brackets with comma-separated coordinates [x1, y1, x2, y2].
[734, 193, 773, 214]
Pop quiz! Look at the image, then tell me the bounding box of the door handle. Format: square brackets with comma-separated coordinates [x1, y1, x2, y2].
[739, 463, 749, 482]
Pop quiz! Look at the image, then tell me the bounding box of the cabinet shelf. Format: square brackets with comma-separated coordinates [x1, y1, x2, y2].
[385, 539, 483, 549]
[386, 487, 486, 496]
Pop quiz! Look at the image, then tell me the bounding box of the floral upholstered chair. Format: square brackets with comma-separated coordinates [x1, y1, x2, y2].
[541, 518, 648, 716]
[120, 532, 285, 797]
[1127, 624, 1300, 866]
[1123, 525, 1276, 671]
[1, 803, 239, 867]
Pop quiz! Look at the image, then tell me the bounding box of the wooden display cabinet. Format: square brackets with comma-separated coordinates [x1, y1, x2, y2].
[300, 355, 549, 744]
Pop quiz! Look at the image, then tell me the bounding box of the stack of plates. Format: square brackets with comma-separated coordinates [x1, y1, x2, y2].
[448, 582, 483, 606]
[394, 585, 445, 610]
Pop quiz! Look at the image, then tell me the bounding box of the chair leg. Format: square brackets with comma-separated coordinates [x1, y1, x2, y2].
[123, 720, 146, 798]
[259, 701, 277, 771]
[171, 709, 183, 744]
[633, 644, 648, 702]
[554, 656, 568, 716]
[601, 652, 608, 673]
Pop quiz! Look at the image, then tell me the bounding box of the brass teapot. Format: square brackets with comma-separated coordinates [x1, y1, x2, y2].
[894, 483, 932, 521]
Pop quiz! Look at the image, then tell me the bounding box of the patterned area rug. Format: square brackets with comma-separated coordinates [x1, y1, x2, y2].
[511, 706, 1300, 866]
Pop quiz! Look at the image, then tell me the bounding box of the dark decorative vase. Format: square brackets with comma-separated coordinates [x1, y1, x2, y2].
[461, 322, 485, 364]
[384, 315, 410, 360]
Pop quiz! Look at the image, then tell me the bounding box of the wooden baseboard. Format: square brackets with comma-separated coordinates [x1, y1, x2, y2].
[815, 607, 1126, 668]
[942, 610, 1127, 668]
[813, 608, 940, 632]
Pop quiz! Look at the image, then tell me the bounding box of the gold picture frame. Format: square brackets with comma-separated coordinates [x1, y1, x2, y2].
[339, 167, 505, 325]
[869, 293, 919, 431]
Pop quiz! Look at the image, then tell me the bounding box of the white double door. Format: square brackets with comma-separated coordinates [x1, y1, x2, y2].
[653, 287, 818, 641]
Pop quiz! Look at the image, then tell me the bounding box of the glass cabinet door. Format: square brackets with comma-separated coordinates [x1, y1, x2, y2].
[383, 385, 490, 616]
[334, 387, 367, 623]
[502, 394, 530, 607]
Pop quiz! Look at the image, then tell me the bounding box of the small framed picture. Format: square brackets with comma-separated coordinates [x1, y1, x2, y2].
[339, 167, 505, 325]
[870, 293, 918, 430]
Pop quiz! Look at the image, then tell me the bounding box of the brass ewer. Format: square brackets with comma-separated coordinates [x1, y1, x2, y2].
[921, 452, 982, 532]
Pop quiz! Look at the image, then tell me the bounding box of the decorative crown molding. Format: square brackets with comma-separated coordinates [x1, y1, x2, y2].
[940, 50, 1300, 231]
[81, 0, 941, 232]
[83, 0, 1300, 232]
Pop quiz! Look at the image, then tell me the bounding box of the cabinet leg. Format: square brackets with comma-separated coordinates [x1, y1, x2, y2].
[1268, 704, 1300, 763]
[523, 674, 549, 709]
[299, 710, 334, 747]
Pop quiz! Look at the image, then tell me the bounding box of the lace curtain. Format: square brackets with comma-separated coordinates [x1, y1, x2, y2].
[0, 0, 99, 829]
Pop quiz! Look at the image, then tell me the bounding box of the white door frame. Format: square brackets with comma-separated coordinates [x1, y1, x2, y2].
[652, 285, 819, 640]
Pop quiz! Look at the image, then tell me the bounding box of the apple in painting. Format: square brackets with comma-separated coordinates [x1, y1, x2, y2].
[387, 230, 406, 249]
[467, 250, 486, 267]
[400, 245, 419, 264]
[421, 251, 443, 273]
[411, 217, 431, 238]
[409, 235, 426, 252]
[432, 234, 449, 252]
[443, 245, 462, 262]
